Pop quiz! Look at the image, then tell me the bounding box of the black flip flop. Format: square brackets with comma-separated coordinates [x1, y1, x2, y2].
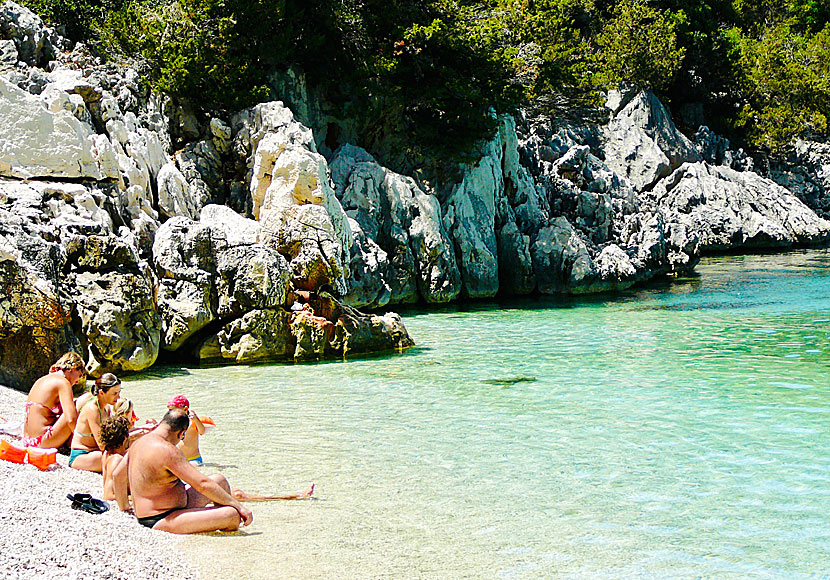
[67, 493, 109, 514]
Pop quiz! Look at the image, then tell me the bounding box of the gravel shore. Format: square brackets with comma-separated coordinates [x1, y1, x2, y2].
[0, 384, 201, 580]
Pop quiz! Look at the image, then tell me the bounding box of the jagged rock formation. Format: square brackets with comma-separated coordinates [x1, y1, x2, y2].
[602, 89, 701, 191]
[651, 163, 830, 250]
[1, 2, 828, 389]
[767, 139, 830, 220]
[330, 144, 460, 306]
[0, 3, 413, 389]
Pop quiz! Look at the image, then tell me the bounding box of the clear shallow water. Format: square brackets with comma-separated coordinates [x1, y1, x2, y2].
[126, 250, 830, 579]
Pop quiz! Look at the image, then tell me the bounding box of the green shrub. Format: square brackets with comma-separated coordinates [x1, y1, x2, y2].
[17, 0, 830, 158]
[19, 0, 126, 41]
[594, 0, 686, 93]
[732, 22, 830, 149]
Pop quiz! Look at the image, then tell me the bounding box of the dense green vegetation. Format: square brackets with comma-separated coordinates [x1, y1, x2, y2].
[21, 0, 830, 157]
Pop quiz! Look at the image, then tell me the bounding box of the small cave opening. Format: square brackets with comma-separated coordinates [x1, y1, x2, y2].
[325, 123, 341, 153]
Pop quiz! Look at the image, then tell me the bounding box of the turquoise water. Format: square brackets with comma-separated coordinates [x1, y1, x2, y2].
[126, 250, 830, 579]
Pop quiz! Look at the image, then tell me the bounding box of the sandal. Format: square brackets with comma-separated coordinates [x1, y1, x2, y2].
[67, 493, 109, 514]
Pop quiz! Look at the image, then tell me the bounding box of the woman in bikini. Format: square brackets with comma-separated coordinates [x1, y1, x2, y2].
[68, 373, 122, 472]
[22, 352, 87, 449]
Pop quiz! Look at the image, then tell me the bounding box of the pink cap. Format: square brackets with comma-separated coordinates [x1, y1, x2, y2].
[167, 395, 190, 409]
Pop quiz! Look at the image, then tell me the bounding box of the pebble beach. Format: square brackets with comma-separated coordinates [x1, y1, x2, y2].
[0, 384, 201, 580]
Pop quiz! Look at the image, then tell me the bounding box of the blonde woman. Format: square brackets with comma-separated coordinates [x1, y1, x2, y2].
[68, 373, 122, 472]
[22, 352, 86, 449]
[113, 397, 155, 441]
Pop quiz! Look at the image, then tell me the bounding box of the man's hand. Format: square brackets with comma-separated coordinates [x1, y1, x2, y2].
[237, 504, 254, 527]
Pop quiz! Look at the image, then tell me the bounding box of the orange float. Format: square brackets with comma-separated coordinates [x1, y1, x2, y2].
[0, 439, 27, 464]
[199, 416, 216, 432]
[27, 447, 57, 470]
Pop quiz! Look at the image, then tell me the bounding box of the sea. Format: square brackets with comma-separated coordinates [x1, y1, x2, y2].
[126, 249, 830, 579]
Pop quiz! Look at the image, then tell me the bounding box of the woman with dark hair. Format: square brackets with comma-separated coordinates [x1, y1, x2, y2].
[68, 373, 122, 472]
[22, 352, 87, 449]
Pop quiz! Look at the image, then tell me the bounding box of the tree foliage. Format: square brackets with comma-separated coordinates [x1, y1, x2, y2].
[731, 22, 830, 148]
[595, 0, 686, 92]
[18, 0, 830, 156]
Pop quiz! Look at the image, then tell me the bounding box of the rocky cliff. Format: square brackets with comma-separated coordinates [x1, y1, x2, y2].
[1, 3, 828, 389]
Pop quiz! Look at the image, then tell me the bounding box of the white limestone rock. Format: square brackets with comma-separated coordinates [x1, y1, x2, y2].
[205, 308, 294, 363]
[445, 129, 502, 298]
[0, 76, 103, 180]
[602, 89, 700, 192]
[210, 117, 232, 155]
[90, 134, 120, 180]
[343, 217, 392, 308]
[0, 1, 55, 66]
[0, 38, 17, 66]
[44, 67, 102, 103]
[251, 129, 351, 293]
[497, 220, 535, 294]
[200, 203, 260, 246]
[232, 100, 315, 175]
[768, 138, 830, 220]
[157, 162, 197, 219]
[153, 208, 291, 351]
[174, 139, 222, 215]
[651, 162, 830, 250]
[531, 217, 597, 294]
[73, 269, 160, 374]
[594, 244, 637, 289]
[330, 144, 460, 306]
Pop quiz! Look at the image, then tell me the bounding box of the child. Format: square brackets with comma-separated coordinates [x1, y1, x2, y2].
[113, 398, 155, 442]
[167, 395, 206, 466]
[99, 415, 131, 501]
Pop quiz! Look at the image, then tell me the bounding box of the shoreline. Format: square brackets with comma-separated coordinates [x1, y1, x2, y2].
[0, 384, 201, 580]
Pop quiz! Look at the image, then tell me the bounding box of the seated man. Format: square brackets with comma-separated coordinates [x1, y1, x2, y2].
[113, 407, 253, 534]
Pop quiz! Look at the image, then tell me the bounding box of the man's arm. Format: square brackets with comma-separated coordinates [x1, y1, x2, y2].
[112, 451, 131, 512]
[167, 450, 253, 526]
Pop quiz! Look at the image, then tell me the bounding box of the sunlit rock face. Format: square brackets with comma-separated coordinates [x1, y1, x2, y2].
[330, 144, 460, 308]
[651, 162, 830, 251]
[238, 102, 351, 295]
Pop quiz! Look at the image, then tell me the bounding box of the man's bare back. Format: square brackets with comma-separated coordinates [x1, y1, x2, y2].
[127, 430, 189, 517]
[113, 408, 252, 534]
